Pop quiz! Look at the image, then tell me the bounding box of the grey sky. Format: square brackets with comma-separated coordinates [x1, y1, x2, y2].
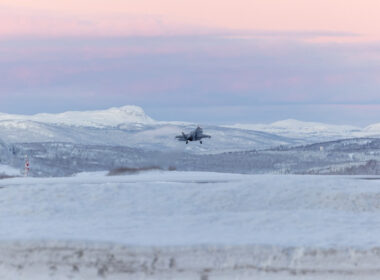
[1, 35, 380, 125]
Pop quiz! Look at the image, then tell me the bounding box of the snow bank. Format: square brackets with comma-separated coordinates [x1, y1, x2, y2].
[0, 164, 20, 177]
[1, 172, 380, 279]
[2, 241, 380, 280]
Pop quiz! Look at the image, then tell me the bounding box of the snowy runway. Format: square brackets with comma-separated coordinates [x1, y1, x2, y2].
[1, 171, 380, 279]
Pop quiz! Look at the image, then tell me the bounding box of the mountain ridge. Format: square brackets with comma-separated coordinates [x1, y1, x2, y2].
[0, 105, 155, 128]
[0, 106, 379, 134]
[0, 105, 378, 154]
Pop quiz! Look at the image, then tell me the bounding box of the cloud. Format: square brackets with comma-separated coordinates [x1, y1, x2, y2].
[1, 34, 380, 125]
[1, 1, 380, 124]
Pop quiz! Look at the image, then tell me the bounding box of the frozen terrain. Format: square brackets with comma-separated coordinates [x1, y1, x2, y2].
[0, 105, 298, 153]
[2, 137, 380, 177]
[2, 171, 380, 279]
[1, 105, 380, 279]
[2, 105, 380, 177]
[1, 105, 380, 154]
[226, 119, 362, 141]
[227, 119, 380, 141]
[0, 105, 155, 128]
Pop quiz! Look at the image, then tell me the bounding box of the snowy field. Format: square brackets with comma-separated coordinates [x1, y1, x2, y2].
[1, 171, 380, 279]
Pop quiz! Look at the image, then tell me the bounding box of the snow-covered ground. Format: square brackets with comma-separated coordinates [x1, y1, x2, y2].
[0, 164, 20, 177]
[1, 171, 380, 279]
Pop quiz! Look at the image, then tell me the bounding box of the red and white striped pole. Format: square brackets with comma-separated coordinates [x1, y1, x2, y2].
[24, 155, 30, 177]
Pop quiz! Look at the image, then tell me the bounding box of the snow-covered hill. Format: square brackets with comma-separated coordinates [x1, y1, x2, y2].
[363, 123, 380, 135]
[0, 106, 299, 153]
[0, 106, 155, 128]
[226, 119, 364, 141]
[0, 106, 379, 154]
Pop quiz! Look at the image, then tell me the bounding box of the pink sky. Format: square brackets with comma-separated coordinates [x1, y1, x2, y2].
[1, 0, 380, 41]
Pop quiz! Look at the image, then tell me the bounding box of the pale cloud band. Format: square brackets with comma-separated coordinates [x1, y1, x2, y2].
[1, 34, 380, 125]
[1, 1, 380, 125]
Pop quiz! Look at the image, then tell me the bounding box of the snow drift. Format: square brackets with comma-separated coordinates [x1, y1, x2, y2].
[1, 172, 380, 279]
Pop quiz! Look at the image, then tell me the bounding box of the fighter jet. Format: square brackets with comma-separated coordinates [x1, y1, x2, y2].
[176, 126, 211, 144]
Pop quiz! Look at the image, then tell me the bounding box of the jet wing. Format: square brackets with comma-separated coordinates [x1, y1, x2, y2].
[176, 132, 188, 141]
